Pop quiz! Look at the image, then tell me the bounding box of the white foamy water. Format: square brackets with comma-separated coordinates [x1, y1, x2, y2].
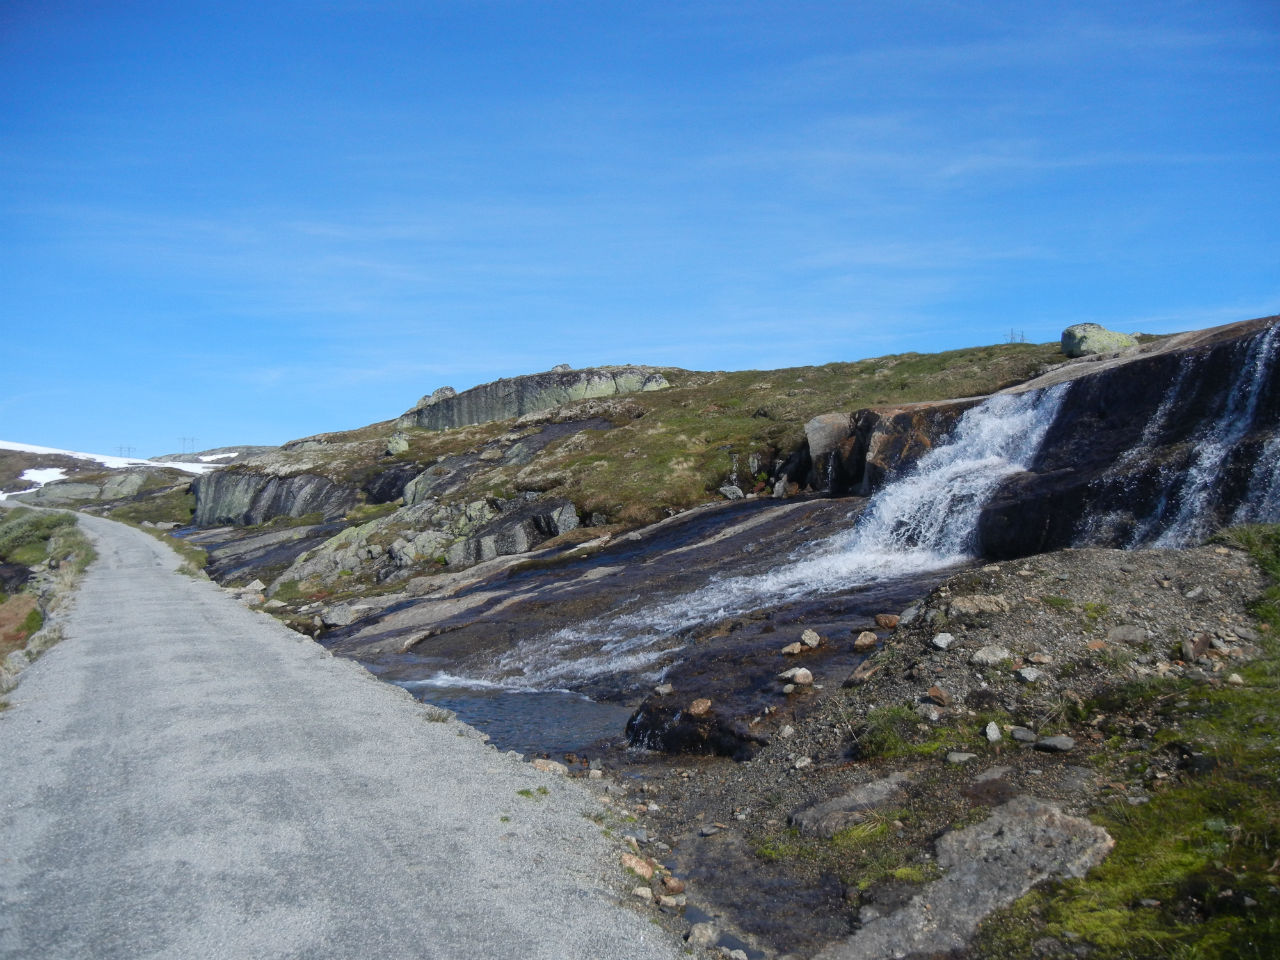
[485, 384, 1071, 689]
[1153, 323, 1280, 546]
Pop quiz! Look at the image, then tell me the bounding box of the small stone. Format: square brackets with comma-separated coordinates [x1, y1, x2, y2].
[699, 825, 721, 837]
[801, 628, 822, 647]
[686, 922, 720, 947]
[853, 631, 879, 652]
[971, 645, 1012, 667]
[1107, 625, 1149, 645]
[794, 756, 813, 770]
[1017, 667, 1045, 684]
[658, 894, 685, 908]
[1184, 586, 1207, 602]
[782, 683, 796, 694]
[632, 886, 653, 901]
[1227, 673, 1245, 686]
[779, 724, 796, 739]
[875, 613, 900, 629]
[654, 683, 674, 696]
[781, 642, 804, 655]
[843, 661, 881, 687]
[948, 752, 977, 764]
[915, 703, 943, 723]
[985, 721, 1002, 742]
[662, 876, 686, 895]
[245, 579, 266, 592]
[1011, 726, 1037, 743]
[1234, 626, 1260, 643]
[790, 668, 814, 686]
[930, 632, 955, 651]
[1086, 640, 1107, 651]
[927, 684, 951, 706]
[1028, 652, 1053, 665]
[621, 852, 655, 879]
[588, 769, 603, 779]
[688, 698, 712, 717]
[718, 485, 744, 500]
[531, 759, 568, 776]
[1035, 736, 1076, 753]
[262, 599, 287, 611]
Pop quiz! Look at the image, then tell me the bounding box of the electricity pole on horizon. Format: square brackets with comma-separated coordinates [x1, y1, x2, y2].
[180, 436, 198, 454]
[116, 446, 135, 458]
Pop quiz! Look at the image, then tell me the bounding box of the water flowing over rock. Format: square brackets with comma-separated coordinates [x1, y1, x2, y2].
[980, 315, 1280, 556]
[397, 366, 670, 431]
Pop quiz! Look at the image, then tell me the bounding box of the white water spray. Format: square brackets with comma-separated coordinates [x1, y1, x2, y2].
[480, 383, 1071, 688]
[1152, 323, 1280, 546]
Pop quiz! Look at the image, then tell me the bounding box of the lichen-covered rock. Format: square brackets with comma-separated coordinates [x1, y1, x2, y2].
[270, 495, 579, 591]
[397, 366, 670, 431]
[1061, 322, 1139, 358]
[813, 797, 1113, 960]
[192, 470, 358, 526]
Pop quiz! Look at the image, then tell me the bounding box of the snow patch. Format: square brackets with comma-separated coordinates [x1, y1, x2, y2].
[0, 440, 218, 475]
[20, 468, 67, 486]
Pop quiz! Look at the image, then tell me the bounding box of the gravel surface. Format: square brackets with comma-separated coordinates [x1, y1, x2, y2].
[0, 515, 683, 960]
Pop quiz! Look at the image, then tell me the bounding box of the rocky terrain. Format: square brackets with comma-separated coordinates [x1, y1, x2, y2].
[16, 317, 1280, 958]
[597, 542, 1273, 958]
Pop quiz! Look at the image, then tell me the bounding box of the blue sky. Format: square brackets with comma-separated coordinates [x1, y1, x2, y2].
[2, 1, 1277, 457]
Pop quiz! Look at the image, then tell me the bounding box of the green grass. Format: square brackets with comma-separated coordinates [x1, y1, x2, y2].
[851, 705, 959, 760]
[0, 509, 77, 565]
[107, 486, 195, 526]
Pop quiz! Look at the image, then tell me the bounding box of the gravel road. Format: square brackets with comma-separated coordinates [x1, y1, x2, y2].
[0, 515, 683, 960]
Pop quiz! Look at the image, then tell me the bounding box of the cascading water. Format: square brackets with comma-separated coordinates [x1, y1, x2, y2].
[467, 382, 1072, 689]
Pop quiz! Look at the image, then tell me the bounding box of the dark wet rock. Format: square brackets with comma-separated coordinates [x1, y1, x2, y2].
[979, 315, 1280, 558]
[0, 561, 32, 594]
[790, 772, 909, 838]
[625, 698, 768, 761]
[1035, 735, 1076, 753]
[812, 797, 1114, 960]
[195, 521, 348, 584]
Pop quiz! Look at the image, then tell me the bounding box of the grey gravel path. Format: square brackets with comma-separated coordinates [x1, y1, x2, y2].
[0, 515, 683, 960]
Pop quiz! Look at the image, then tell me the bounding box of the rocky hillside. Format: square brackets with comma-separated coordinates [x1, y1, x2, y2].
[181, 347, 1067, 595]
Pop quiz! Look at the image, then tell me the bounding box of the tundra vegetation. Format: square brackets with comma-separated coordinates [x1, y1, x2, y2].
[0, 507, 95, 706]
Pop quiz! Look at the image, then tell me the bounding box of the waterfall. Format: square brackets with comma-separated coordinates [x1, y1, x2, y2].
[1144, 324, 1280, 546]
[481, 382, 1072, 688]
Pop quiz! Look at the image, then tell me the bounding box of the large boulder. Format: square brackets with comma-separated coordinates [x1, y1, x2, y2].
[1061, 323, 1139, 358]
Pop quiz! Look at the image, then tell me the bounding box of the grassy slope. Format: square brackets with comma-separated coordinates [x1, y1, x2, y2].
[231, 340, 1066, 530]
[0, 508, 96, 692]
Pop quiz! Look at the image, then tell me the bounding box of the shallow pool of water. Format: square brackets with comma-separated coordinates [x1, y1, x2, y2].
[395, 681, 636, 757]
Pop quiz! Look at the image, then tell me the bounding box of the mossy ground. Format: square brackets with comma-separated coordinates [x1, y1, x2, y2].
[968, 525, 1280, 960]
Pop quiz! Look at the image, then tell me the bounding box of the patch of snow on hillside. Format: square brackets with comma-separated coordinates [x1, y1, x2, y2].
[0, 440, 218, 475]
[20, 468, 68, 485]
[198, 453, 237, 462]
